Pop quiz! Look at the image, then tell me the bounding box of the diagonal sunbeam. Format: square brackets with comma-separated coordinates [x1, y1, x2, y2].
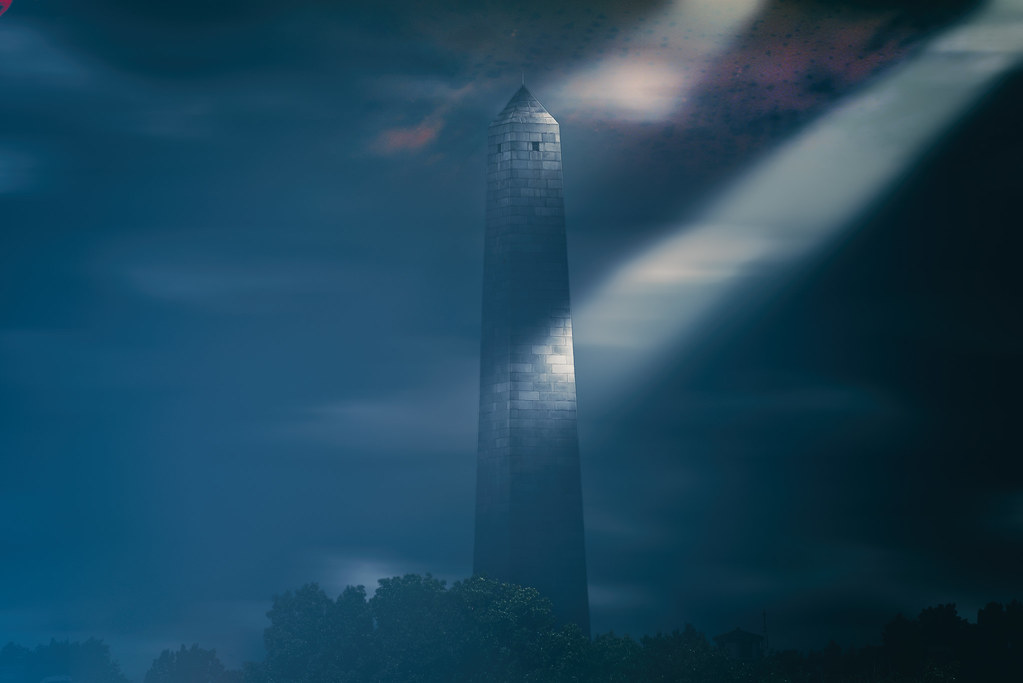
[574, 0, 1023, 416]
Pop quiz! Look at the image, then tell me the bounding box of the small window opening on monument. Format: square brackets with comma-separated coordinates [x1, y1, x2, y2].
[532, 141, 540, 151]
[497, 143, 502, 152]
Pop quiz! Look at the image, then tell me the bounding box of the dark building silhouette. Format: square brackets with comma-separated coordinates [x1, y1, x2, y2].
[473, 85, 590, 635]
[714, 627, 765, 660]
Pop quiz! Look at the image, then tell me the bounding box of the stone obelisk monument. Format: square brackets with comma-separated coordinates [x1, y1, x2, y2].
[473, 85, 590, 635]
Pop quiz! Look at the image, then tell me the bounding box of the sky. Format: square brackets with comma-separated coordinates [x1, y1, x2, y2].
[2, 0, 1022, 679]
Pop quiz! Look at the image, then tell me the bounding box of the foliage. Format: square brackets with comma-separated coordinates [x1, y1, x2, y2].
[262, 583, 368, 683]
[255, 579, 1023, 683]
[144, 643, 242, 683]
[256, 575, 763, 683]
[5, 588, 1022, 683]
[0, 638, 129, 683]
[258, 575, 591, 683]
[759, 601, 1023, 683]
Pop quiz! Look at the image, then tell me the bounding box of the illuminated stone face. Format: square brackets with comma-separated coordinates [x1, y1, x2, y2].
[474, 86, 590, 635]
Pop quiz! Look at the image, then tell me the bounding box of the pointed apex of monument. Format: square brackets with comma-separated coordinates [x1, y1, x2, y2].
[492, 85, 558, 126]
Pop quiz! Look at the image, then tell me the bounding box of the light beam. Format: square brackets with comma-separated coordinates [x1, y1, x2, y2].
[574, 0, 1023, 416]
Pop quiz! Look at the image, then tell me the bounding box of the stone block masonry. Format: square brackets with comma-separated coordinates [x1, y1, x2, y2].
[473, 86, 590, 635]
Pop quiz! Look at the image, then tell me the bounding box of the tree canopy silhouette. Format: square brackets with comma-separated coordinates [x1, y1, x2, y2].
[0, 638, 128, 683]
[250, 574, 750, 683]
[144, 644, 242, 683]
[4, 583, 1020, 682]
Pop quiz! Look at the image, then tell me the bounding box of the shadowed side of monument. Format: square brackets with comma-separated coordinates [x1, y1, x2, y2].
[474, 86, 590, 635]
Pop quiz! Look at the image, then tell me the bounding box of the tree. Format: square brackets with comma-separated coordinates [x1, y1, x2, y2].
[263, 582, 372, 683]
[260, 575, 590, 683]
[586, 632, 642, 682]
[883, 612, 924, 675]
[369, 574, 457, 683]
[145, 644, 239, 683]
[444, 575, 588, 682]
[0, 638, 129, 683]
[637, 627, 747, 683]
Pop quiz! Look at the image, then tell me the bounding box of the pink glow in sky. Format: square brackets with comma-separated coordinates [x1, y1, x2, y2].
[375, 120, 444, 154]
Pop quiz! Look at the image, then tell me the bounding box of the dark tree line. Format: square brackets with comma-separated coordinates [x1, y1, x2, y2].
[752, 601, 1023, 683]
[3, 579, 1021, 682]
[243, 575, 760, 683]
[144, 645, 244, 683]
[0, 638, 129, 683]
[244, 582, 1023, 683]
